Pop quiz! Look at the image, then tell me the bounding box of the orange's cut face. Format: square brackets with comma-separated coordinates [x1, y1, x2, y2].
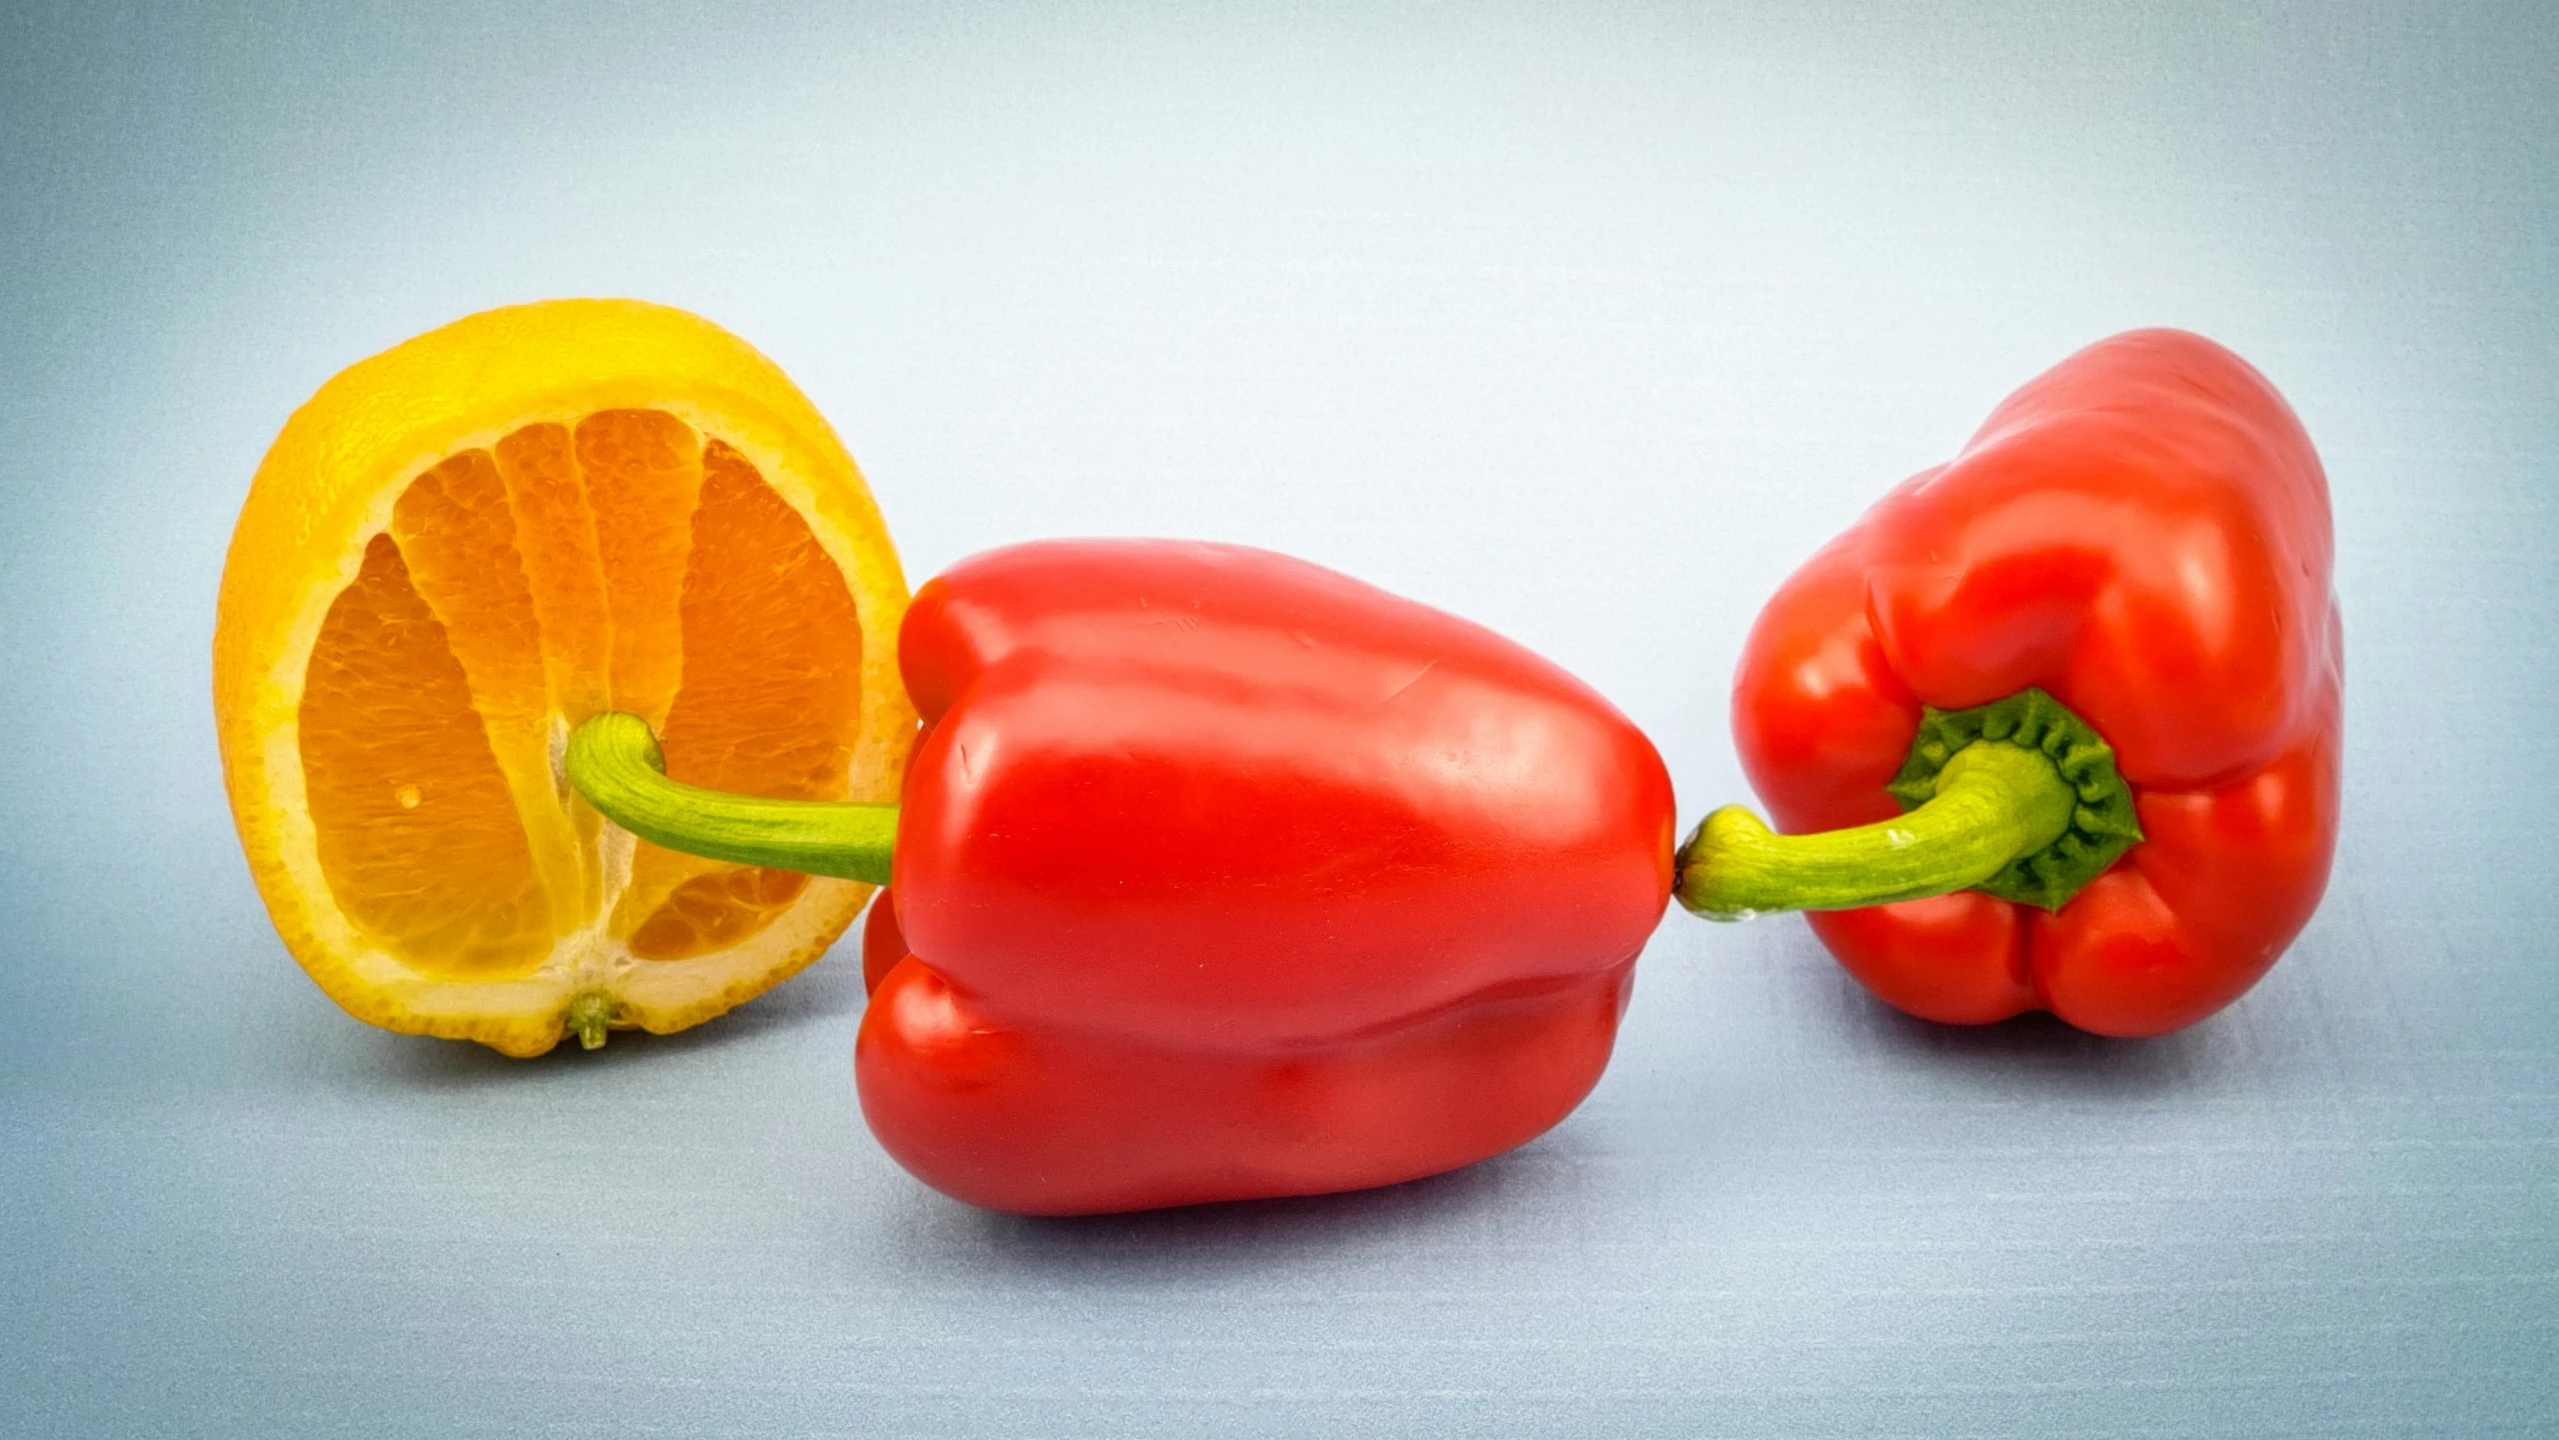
[215, 302, 911, 1056]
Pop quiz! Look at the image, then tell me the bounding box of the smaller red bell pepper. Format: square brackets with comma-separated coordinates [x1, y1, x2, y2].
[1674, 329, 2340, 1036]
[572, 541, 1674, 1214]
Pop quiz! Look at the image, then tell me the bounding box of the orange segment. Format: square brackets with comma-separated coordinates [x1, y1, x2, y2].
[215, 300, 913, 1056]
[618, 438, 867, 959]
[579, 409, 704, 729]
[387, 449, 584, 932]
[300, 535, 551, 975]
[630, 868, 814, 963]
[493, 422, 613, 725]
[663, 439, 867, 798]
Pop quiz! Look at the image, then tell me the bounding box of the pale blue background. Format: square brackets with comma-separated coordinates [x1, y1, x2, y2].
[4, 2, 2554, 1434]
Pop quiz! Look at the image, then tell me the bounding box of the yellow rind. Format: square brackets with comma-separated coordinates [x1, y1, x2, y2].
[214, 300, 914, 1056]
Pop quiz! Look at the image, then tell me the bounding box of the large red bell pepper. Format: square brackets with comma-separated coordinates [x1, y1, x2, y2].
[1674, 329, 2340, 1036]
[572, 540, 1674, 1214]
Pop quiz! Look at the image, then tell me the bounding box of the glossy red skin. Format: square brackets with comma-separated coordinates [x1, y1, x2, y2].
[857, 540, 1675, 1214]
[1734, 330, 2341, 1037]
[859, 889, 905, 995]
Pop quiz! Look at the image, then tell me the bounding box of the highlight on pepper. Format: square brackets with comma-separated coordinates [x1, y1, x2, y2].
[1670, 328, 2341, 1038]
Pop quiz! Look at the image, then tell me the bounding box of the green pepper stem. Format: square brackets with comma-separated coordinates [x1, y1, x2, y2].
[563, 712, 898, 885]
[1674, 740, 2078, 921]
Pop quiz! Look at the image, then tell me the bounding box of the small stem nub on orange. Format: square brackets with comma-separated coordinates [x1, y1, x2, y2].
[566, 992, 614, 1051]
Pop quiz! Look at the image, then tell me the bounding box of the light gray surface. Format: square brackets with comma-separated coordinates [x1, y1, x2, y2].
[4, 2, 2554, 1434]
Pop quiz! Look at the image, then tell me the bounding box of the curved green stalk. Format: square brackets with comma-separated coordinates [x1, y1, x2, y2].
[1675, 687, 2143, 921]
[564, 712, 898, 885]
[1676, 743, 2074, 920]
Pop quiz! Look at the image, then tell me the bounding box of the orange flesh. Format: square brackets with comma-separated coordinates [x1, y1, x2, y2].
[579, 410, 702, 731]
[298, 412, 866, 975]
[300, 536, 553, 974]
[387, 451, 583, 936]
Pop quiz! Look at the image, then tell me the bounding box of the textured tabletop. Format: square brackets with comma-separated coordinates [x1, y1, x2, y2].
[4, 2, 2553, 1434]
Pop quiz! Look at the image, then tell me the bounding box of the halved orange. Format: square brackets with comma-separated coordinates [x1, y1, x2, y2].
[214, 300, 913, 1057]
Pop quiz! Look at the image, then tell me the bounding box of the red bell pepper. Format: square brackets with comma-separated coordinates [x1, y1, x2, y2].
[572, 540, 1674, 1214]
[1674, 329, 2340, 1036]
